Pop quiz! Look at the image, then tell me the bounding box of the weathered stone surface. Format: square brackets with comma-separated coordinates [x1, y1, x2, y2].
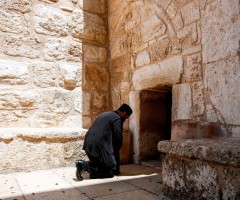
[181, 1, 200, 25]
[202, 0, 240, 63]
[84, 64, 109, 91]
[172, 13, 184, 31]
[132, 56, 183, 90]
[0, 110, 29, 128]
[78, 0, 106, 14]
[162, 156, 220, 200]
[192, 81, 204, 116]
[34, 4, 70, 36]
[171, 120, 216, 140]
[73, 88, 82, 113]
[0, 128, 87, 172]
[204, 56, 240, 126]
[71, 9, 106, 44]
[0, 59, 29, 85]
[141, 14, 167, 42]
[159, 138, 240, 199]
[135, 50, 150, 67]
[148, 37, 172, 62]
[82, 91, 91, 116]
[66, 40, 82, 62]
[32, 62, 57, 88]
[43, 38, 68, 61]
[38, 89, 73, 114]
[58, 62, 82, 90]
[0, 10, 23, 33]
[84, 45, 107, 63]
[3, 0, 32, 13]
[92, 92, 108, 114]
[172, 83, 192, 120]
[110, 33, 128, 59]
[177, 23, 198, 47]
[158, 138, 240, 167]
[4, 34, 41, 59]
[184, 53, 202, 81]
[0, 90, 38, 110]
[166, 2, 177, 19]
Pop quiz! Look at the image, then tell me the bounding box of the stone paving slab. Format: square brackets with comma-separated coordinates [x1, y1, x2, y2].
[0, 174, 25, 200]
[0, 164, 169, 200]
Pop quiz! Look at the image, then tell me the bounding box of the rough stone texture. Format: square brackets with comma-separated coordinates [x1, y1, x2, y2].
[1, 0, 32, 13]
[0, 0, 108, 171]
[0, 10, 23, 33]
[172, 83, 192, 121]
[0, 128, 87, 172]
[171, 120, 217, 140]
[132, 56, 183, 90]
[58, 62, 82, 90]
[158, 138, 240, 168]
[202, 0, 240, 63]
[158, 138, 240, 199]
[4, 35, 42, 59]
[71, 9, 107, 44]
[31, 62, 57, 88]
[34, 4, 70, 36]
[0, 59, 29, 85]
[204, 56, 240, 127]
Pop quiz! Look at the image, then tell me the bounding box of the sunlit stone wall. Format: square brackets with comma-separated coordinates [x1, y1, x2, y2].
[108, 0, 240, 139]
[0, 0, 109, 172]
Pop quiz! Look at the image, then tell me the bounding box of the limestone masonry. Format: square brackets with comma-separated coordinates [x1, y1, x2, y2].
[0, 1, 239, 198]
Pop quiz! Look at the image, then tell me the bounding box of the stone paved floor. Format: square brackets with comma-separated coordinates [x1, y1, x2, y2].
[0, 164, 170, 200]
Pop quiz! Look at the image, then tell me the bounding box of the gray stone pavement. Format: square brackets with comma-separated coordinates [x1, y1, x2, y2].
[0, 164, 169, 200]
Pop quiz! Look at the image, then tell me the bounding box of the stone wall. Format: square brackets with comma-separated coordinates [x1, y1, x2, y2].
[108, 0, 240, 138]
[0, 0, 109, 172]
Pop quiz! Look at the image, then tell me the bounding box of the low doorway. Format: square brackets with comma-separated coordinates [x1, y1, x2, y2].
[138, 89, 172, 162]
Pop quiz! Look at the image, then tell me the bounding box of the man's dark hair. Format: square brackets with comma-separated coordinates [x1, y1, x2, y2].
[118, 103, 132, 116]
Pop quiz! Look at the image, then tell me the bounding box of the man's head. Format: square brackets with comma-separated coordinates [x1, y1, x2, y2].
[117, 103, 133, 122]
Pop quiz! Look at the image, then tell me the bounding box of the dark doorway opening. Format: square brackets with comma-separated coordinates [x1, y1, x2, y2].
[139, 88, 172, 162]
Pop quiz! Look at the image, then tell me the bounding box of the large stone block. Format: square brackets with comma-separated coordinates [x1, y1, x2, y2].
[204, 56, 240, 125]
[171, 120, 216, 140]
[0, 90, 39, 110]
[135, 50, 150, 67]
[3, 0, 32, 13]
[0, 10, 23, 33]
[0, 59, 29, 85]
[78, 0, 106, 14]
[148, 37, 172, 62]
[31, 62, 57, 88]
[71, 9, 106, 44]
[83, 45, 107, 63]
[43, 38, 68, 61]
[202, 0, 240, 63]
[58, 62, 82, 90]
[184, 53, 202, 82]
[84, 64, 109, 91]
[0, 128, 87, 172]
[181, 1, 200, 25]
[132, 56, 183, 90]
[172, 83, 192, 121]
[141, 14, 166, 42]
[158, 138, 240, 199]
[34, 4, 70, 36]
[4, 34, 41, 59]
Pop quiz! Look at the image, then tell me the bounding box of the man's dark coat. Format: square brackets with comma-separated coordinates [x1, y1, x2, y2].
[83, 111, 123, 169]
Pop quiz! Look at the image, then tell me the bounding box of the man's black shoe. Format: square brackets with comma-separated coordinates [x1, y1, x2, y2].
[75, 160, 85, 181]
